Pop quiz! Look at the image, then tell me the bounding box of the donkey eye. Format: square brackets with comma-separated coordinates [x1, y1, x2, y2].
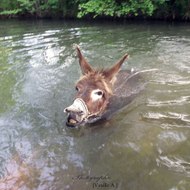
[95, 91, 103, 96]
[75, 86, 79, 91]
[91, 89, 104, 101]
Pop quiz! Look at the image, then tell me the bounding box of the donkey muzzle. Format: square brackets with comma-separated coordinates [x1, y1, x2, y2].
[64, 98, 89, 126]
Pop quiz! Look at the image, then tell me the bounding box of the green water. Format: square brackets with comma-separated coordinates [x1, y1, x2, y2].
[0, 20, 190, 190]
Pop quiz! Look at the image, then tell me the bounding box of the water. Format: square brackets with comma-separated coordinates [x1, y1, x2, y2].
[0, 20, 190, 190]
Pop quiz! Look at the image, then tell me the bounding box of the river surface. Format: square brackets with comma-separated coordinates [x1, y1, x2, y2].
[0, 20, 190, 190]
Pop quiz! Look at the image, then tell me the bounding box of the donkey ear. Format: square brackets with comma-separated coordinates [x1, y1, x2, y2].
[76, 46, 94, 75]
[103, 53, 128, 82]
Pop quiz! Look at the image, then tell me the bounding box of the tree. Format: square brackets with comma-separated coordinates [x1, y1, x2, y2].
[77, 0, 166, 18]
[0, 0, 190, 20]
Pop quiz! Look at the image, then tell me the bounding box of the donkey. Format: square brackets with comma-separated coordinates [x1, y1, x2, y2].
[64, 46, 145, 127]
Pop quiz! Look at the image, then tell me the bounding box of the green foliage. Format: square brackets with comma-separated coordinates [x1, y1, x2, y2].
[0, 0, 190, 20]
[78, 0, 116, 18]
[0, 9, 22, 16]
[17, 0, 35, 14]
[0, 0, 76, 18]
[152, 0, 190, 20]
[77, 0, 166, 18]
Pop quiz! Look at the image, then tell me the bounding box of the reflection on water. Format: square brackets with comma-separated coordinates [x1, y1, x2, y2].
[0, 20, 190, 189]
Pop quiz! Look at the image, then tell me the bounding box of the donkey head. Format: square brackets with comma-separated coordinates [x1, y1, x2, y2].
[64, 46, 128, 127]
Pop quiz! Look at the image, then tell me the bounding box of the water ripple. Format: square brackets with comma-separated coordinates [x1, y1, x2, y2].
[157, 156, 190, 177]
[147, 96, 190, 107]
[1, 20, 190, 190]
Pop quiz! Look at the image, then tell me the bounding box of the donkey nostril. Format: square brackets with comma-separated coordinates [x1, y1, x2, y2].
[64, 108, 69, 113]
[79, 111, 84, 115]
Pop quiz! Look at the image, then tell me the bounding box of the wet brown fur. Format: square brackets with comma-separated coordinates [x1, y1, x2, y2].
[75, 70, 113, 115]
[65, 46, 128, 122]
[76, 70, 113, 95]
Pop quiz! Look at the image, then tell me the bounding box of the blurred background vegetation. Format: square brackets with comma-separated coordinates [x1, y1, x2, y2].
[0, 0, 190, 20]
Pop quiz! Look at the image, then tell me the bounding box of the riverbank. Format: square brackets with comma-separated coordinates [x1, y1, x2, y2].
[1, 15, 190, 24]
[0, 0, 190, 21]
